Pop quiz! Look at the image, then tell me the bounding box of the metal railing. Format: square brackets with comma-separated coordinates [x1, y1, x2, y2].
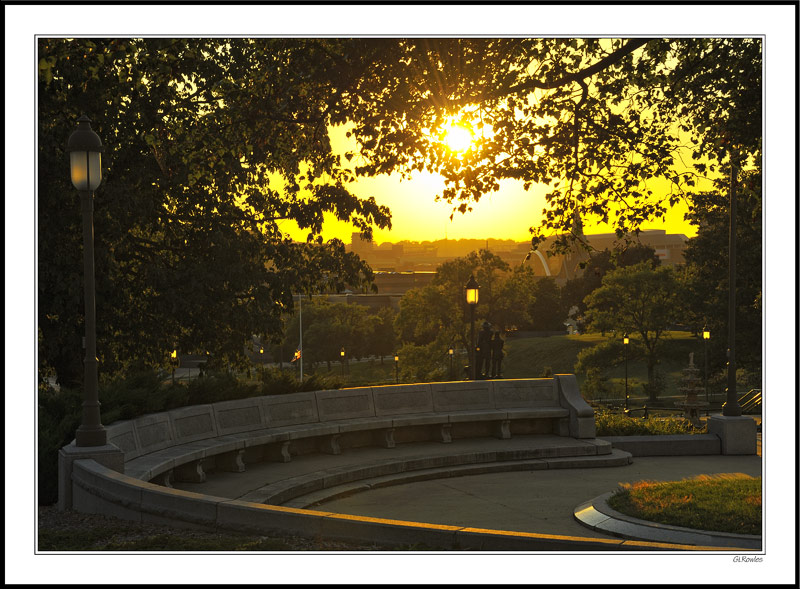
[739, 388, 762, 414]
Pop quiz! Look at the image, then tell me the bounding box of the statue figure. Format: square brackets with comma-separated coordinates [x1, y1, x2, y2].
[476, 321, 493, 378]
[490, 331, 504, 378]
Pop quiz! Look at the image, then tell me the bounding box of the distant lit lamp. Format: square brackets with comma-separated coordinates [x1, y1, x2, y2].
[703, 326, 710, 402]
[68, 115, 106, 447]
[340, 347, 346, 377]
[465, 275, 480, 380]
[170, 349, 178, 385]
[394, 353, 399, 383]
[623, 334, 630, 412]
[448, 347, 454, 381]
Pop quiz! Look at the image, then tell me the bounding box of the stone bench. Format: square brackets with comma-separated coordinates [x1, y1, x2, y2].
[106, 375, 594, 488]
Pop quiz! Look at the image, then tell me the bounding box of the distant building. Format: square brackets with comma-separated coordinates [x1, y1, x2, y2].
[373, 271, 436, 295]
[348, 228, 688, 283]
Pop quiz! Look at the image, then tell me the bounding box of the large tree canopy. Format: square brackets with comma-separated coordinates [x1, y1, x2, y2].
[38, 38, 392, 385]
[332, 37, 761, 251]
[38, 37, 762, 387]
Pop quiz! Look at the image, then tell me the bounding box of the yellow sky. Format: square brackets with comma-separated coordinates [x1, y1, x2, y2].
[282, 124, 704, 245]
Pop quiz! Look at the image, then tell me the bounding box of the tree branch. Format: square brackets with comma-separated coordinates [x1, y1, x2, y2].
[492, 38, 655, 99]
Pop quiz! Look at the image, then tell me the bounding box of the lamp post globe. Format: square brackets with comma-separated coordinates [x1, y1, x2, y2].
[68, 115, 107, 447]
[68, 115, 104, 192]
[448, 347, 454, 380]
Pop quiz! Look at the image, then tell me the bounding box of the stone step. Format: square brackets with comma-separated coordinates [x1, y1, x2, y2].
[282, 449, 633, 509]
[240, 440, 619, 505]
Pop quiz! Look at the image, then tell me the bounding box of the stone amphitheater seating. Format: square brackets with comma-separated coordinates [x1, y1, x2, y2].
[107, 375, 595, 488]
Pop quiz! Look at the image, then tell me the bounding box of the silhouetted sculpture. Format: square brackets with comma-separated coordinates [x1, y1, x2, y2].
[490, 331, 504, 378]
[476, 321, 493, 379]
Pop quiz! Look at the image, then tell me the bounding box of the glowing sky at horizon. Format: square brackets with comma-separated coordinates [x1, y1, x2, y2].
[282, 124, 704, 245]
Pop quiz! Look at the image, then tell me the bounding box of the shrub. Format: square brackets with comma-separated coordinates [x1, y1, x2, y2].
[582, 367, 616, 400]
[37, 384, 83, 505]
[594, 409, 702, 436]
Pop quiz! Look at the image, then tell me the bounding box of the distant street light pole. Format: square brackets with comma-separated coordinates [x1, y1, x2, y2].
[298, 294, 303, 382]
[68, 115, 107, 447]
[703, 326, 710, 402]
[623, 334, 629, 412]
[340, 347, 346, 377]
[724, 155, 742, 416]
[171, 349, 178, 385]
[394, 353, 399, 383]
[448, 347, 454, 380]
[465, 275, 480, 380]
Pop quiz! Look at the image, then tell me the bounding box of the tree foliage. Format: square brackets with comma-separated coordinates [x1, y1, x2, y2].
[583, 262, 683, 400]
[561, 243, 660, 319]
[38, 38, 391, 385]
[395, 249, 510, 356]
[333, 38, 761, 252]
[681, 169, 762, 381]
[278, 299, 378, 370]
[38, 37, 763, 387]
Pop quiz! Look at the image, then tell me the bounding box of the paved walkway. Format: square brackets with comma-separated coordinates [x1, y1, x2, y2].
[174, 435, 762, 544]
[319, 452, 762, 541]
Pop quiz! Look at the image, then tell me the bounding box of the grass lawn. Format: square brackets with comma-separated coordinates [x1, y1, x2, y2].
[607, 474, 762, 535]
[302, 332, 713, 398]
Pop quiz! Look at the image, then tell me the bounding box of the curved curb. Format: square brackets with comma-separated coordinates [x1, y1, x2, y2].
[574, 491, 761, 550]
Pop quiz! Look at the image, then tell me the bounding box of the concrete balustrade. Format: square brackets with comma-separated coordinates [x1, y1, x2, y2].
[102, 376, 586, 483]
[62, 375, 694, 550]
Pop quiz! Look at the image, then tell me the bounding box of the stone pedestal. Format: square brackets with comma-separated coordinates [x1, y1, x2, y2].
[707, 415, 758, 455]
[58, 442, 124, 511]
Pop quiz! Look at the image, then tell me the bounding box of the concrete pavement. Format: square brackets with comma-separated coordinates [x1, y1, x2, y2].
[317, 452, 762, 542]
[173, 434, 762, 547]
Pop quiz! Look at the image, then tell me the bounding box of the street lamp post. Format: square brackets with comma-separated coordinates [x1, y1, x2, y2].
[340, 347, 346, 377]
[703, 326, 710, 402]
[465, 275, 480, 380]
[68, 115, 107, 447]
[394, 353, 399, 383]
[623, 334, 629, 412]
[448, 347, 454, 380]
[723, 157, 742, 416]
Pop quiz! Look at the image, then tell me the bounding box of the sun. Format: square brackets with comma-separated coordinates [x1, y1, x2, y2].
[443, 123, 474, 154]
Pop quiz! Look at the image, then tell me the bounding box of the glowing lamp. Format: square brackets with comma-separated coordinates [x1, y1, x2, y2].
[465, 275, 479, 305]
[67, 115, 103, 191]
